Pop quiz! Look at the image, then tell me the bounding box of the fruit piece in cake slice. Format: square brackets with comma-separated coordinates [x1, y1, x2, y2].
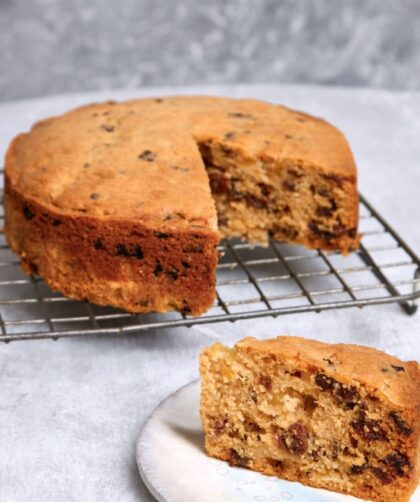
[200, 336, 420, 502]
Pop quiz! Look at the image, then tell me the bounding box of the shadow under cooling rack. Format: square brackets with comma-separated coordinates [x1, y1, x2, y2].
[0, 194, 418, 342]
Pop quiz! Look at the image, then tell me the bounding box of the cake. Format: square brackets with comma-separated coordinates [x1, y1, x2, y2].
[4, 96, 359, 315]
[200, 336, 420, 502]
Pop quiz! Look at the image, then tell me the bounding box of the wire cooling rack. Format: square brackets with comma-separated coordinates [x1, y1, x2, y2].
[0, 193, 418, 342]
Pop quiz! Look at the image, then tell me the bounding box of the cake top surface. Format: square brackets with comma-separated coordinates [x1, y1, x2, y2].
[236, 336, 420, 410]
[5, 96, 356, 231]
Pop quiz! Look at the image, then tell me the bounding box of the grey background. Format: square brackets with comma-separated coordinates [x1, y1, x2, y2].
[1, 0, 420, 102]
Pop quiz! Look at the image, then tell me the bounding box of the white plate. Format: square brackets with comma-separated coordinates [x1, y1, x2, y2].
[136, 380, 419, 502]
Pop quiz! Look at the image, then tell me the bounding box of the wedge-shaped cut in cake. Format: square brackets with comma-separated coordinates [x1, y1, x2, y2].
[200, 336, 420, 502]
[5, 96, 359, 315]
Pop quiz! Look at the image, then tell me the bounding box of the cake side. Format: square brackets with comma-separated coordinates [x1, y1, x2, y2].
[5, 179, 219, 315]
[200, 337, 420, 502]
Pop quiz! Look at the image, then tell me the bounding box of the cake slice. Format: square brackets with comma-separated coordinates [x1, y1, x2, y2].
[200, 336, 420, 502]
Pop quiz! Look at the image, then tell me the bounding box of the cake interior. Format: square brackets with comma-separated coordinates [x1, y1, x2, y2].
[201, 343, 414, 502]
[197, 138, 358, 252]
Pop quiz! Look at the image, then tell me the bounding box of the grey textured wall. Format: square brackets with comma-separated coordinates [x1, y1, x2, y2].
[1, 0, 419, 102]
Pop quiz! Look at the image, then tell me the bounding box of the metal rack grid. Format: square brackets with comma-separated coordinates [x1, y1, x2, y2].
[0, 193, 418, 342]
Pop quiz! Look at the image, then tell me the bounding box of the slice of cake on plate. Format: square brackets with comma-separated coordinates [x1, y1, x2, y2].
[200, 336, 420, 502]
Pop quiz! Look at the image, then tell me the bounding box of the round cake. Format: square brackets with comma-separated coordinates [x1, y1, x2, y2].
[4, 96, 359, 315]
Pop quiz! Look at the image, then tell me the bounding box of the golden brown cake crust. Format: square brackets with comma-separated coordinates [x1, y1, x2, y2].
[6, 97, 357, 213]
[238, 336, 420, 409]
[4, 96, 359, 314]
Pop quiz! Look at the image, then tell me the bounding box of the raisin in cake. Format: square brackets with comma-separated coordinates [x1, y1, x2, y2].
[200, 336, 420, 502]
[5, 97, 359, 315]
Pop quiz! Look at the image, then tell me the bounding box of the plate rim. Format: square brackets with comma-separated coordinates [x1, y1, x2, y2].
[136, 379, 200, 502]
